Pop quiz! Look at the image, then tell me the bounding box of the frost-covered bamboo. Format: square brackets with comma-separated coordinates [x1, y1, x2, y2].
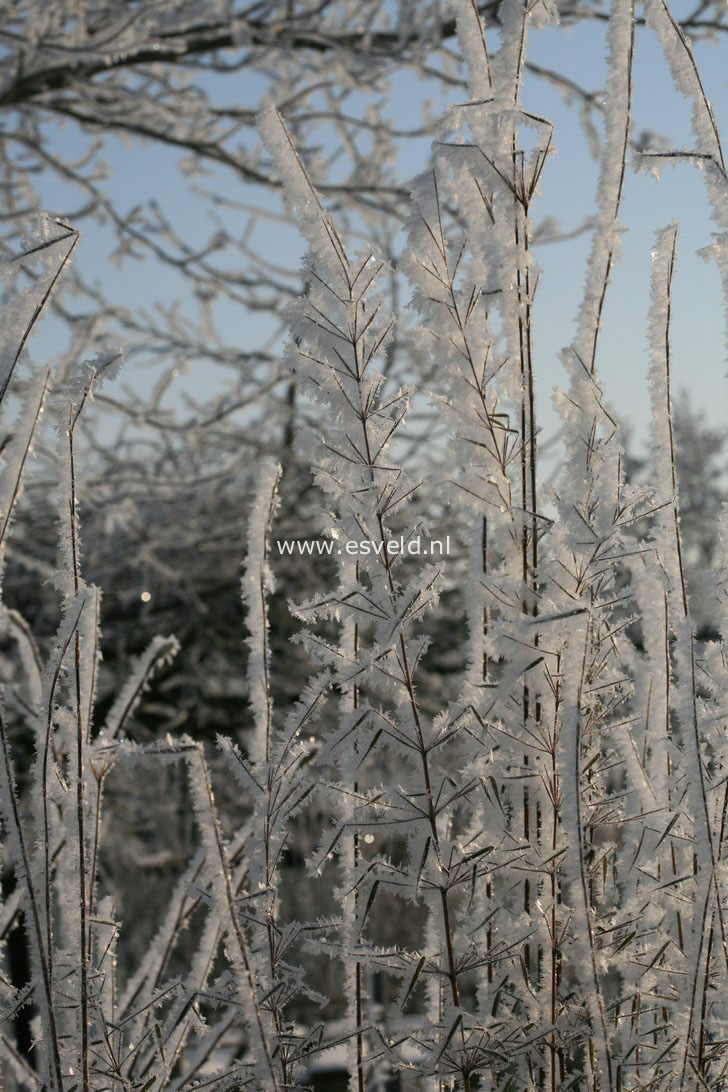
[0, 228, 256, 1090]
[259, 99, 503, 1090]
[216, 458, 320, 1087]
[3, 2, 728, 1089]
[404, 0, 573, 1083]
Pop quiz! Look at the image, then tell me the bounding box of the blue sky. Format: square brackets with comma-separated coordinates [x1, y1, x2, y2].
[26, 4, 728, 466]
[522, 11, 727, 451]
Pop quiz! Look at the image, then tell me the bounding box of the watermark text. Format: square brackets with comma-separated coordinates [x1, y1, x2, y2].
[276, 535, 451, 559]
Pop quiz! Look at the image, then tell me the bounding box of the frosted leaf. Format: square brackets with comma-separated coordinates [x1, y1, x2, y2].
[0, 221, 78, 407]
[455, 0, 492, 100]
[0, 368, 52, 577]
[241, 459, 280, 767]
[100, 635, 180, 741]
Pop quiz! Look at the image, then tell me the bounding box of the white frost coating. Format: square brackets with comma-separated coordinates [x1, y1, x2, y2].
[100, 634, 180, 740]
[220, 456, 314, 1089]
[60, 348, 124, 410]
[184, 743, 281, 1091]
[550, 0, 636, 625]
[464, 519, 488, 690]
[566, 0, 634, 390]
[0, 219, 77, 406]
[4, 5, 728, 1087]
[241, 459, 280, 767]
[455, 0, 492, 99]
[0, 368, 52, 578]
[77, 584, 102, 743]
[700, 233, 728, 375]
[401, 0, 568, 1076]
[646, 224, 680, 522]
[492, 0, 529, 107]
[643, 0, 725, 184]
[0, 702, 63, 1090]
[0, 216, 296, 1087]
[53, 350, 125, 606]
[260, 101, 489, 1081]
[557, 618, 614, 1092]
[117, 847, 206, 1021]
[646, 222, 728, 1085]
[2, 609, 43, 709]
[643, 0, 728, 372]
[258, 102, 348, 267]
